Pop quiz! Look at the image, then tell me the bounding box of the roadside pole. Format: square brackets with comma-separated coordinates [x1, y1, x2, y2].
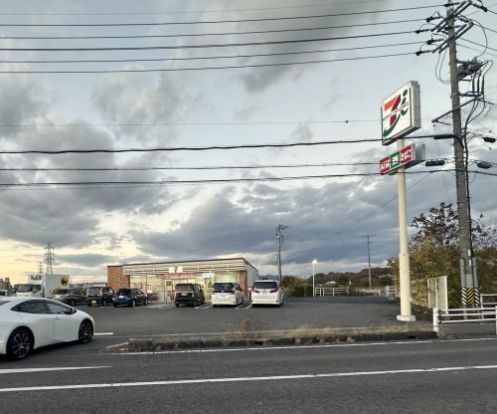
[446, 5, 476, 307]
[396, 138, 415, 322]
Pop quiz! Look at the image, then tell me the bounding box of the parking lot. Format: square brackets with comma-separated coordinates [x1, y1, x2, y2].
[84, 296, 403, 340]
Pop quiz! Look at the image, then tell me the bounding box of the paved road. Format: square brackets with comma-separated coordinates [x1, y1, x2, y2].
[1, 337, 497, 413]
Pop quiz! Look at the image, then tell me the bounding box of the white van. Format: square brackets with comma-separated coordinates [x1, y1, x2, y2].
[211, 282, 244, 307]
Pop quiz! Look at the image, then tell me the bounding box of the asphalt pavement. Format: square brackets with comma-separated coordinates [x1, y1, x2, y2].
[1, 337, 497, 413]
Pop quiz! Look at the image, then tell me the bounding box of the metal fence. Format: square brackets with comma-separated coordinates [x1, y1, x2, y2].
[433, 306, 497, 333]
[314, 287, 350, 296]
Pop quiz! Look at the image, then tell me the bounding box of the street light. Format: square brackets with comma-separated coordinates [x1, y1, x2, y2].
[312, 259, 317, 298]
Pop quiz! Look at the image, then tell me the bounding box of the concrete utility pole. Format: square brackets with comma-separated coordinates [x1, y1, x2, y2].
[366, 235, 372, 289]
[446, 4, 477, 306]
[275, 225, 287, 283]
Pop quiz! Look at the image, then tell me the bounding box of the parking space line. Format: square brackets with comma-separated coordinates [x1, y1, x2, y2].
[94, 332, 114, 336]
[195, 304, 212, 310]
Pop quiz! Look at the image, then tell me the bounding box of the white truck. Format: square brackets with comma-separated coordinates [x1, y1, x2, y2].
[14, 273, 70, 298]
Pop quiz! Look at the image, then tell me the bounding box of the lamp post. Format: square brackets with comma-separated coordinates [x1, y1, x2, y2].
[312, 259, 317, 298]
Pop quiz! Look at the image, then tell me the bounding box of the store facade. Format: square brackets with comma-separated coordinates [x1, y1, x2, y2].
[107, 258, 258, 303]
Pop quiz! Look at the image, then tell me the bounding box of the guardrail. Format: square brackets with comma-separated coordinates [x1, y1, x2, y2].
[433, 306, 497, 333]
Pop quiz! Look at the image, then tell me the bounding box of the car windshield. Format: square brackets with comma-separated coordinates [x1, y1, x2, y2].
[117, 289, 131, 295]
[16, 284, 40, 293]
[53, 289, 68, 295]
[253, 281, 277, 290]
[213, 283, 234, 292]
[175, 284, 194, 292]
[87, 287, 101, 295]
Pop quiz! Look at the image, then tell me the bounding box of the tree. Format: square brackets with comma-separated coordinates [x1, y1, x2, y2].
[392, 202, 497, 307]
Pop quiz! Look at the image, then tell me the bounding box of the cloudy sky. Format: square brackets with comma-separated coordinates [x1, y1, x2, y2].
[0, 0, 496, 283]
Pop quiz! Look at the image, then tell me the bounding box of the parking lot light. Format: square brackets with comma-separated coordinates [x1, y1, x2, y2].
[312, 260, 317, 298]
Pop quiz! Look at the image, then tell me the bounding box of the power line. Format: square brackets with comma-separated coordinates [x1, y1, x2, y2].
[0, 0, 435, 16]
[0, 19, 426, 41]
[0, 41, 425, 65]
[0, 30, 420, 52]
[0, 51, 417, 74]
[0, 161, 380, 172]
[0, 134, 443, 155]
[0, 5, 445, 27]
[460, 38, 497, 54]
[0, 169, 463, 188]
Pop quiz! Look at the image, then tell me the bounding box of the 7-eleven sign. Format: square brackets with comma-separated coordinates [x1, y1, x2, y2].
[379, 144, 424, 175]
[381, 81, 421, 145]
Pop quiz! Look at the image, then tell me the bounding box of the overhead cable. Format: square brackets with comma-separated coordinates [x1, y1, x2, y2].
[0, 51, 416, 74]
[0, 134, 452, 155]
[0, 30, 420, 52]
[0, 19, 426, 41]
[0, 5, 446, 27]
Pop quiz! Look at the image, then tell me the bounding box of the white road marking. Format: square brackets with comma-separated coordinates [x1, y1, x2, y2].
[242, 304, 252, 310]
[94, 332, 114, 336]
[195, 304, 212, 310]
[117, 337, 497, 356]
[0, 366, 110, 375]
[1, 365, 497, 393]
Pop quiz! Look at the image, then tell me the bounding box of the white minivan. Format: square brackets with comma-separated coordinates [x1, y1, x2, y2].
[251, 280, 284, 306]
[211, 282, 244, 307]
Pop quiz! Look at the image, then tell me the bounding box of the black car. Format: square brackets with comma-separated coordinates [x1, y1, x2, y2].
[113, 288, 147, 307]
[86, 286, 114, 307]
[174, 283, 205, 307]
[52, 288, 87, 306]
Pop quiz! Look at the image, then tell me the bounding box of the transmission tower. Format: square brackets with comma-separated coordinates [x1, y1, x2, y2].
[45, 243, 55, 275]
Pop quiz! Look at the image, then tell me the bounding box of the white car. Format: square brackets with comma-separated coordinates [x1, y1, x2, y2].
[0, 297, 95, 360]
[211, 282, 244, 306]
[251, 280, 284, 306]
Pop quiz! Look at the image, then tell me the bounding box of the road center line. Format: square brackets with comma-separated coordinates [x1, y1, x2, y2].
[0, 366, 110, 375]
[1, 365, 497, 393]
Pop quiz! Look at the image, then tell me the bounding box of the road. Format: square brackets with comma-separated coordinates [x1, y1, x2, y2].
[1, 337, 497, 413]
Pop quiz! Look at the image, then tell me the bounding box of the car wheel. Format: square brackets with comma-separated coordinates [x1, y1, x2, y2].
[193, 300, 197, 307]
[7, 328, 33, 361]
[175, 303, 179, 308]
[113, 303, 117, 307]
[87, 302, 91, 307]
[78, 320, 94, 344]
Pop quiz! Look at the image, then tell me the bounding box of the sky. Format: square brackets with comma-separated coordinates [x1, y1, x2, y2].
[0, 0, 496, 284]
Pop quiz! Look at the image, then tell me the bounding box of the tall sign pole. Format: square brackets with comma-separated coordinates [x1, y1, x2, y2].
[381, 81, 421, 322]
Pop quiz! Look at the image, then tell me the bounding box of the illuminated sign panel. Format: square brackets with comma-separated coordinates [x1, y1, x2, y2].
[381, 81, 421, 145]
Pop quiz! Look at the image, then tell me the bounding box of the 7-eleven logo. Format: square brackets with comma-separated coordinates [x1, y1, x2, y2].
[382, 88, 409, 139]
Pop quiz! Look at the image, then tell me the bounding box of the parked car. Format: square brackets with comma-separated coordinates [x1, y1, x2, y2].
[52, 288, 87, 306]
[86, 286, 114, 307]
[0, 297, 94, 360]
[211, 282, 244, 307]
[174, 283, 205, 307]
[112, 288, 147, 307]
[251, 280, 284, 306]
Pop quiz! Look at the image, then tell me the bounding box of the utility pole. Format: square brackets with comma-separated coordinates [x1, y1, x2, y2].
[275, 225, 287, 283]
[45, 243, 54, 275]
[366, 235, 372, 289]
[429, 0, 483, 306]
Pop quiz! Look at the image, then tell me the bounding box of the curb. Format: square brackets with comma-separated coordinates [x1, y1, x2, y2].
[106, 325, 437, 353]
